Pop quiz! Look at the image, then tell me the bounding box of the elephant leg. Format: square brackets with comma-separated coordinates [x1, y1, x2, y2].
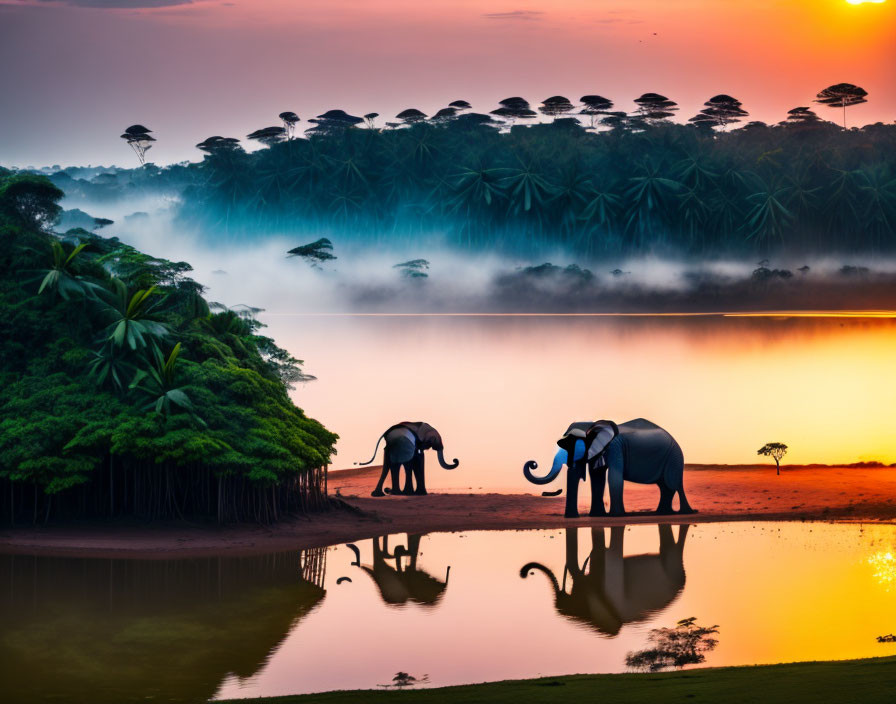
[388, 455, 402, 495]
[565, 527, 580, 581]
[659, 524, 687, 584]
[564, 461, 581, 518]
[656, 483, 675, 514]
[605, 437, 626, 516]
[587, 527, 606, 577]
[588, 460, 607, 517]
[372, 456, 391, 497]
[677, 485, 697, 514]
[400, 460, 416, 495]
[413, 451, 427, 495]
[407, 534, 421, 569]
[604, 526, 626, 606]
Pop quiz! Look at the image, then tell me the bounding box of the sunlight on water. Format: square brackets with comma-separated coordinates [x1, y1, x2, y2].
[868, 551, 896, 588]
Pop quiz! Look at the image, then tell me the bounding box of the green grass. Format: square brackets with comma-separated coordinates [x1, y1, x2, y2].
[217, 656, 896, 704]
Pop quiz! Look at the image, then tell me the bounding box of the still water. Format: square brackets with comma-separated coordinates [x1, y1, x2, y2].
[2, 522, 895, 702]
[275, 315, 896, 487]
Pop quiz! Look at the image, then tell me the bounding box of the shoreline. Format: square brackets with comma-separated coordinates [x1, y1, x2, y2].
[2, 465, 895, 559]
[215, 656, 896, 704]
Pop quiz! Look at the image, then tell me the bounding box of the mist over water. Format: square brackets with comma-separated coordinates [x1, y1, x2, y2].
[68, 197, 896, 316]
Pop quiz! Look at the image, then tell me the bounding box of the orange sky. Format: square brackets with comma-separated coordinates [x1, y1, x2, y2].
[0, 0, 893, 165]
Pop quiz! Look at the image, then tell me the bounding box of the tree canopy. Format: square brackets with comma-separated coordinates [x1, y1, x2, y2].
[0, 171, 337, 523]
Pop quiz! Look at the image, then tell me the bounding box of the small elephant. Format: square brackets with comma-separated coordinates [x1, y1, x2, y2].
[357, 421, 459, 496]
[524, 418, 695, 518]
[346, 535, 450, 607]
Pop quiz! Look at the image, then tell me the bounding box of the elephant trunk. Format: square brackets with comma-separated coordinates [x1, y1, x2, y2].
[523, 448, 567, 486]
[520, 562, 561, 594]
[436, 447, 459, 470]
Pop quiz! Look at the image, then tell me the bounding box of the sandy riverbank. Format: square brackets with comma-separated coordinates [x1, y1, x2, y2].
[1, 465, 895, 558]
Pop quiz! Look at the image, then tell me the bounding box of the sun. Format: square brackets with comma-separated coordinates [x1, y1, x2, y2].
[846, 0, 885, 5]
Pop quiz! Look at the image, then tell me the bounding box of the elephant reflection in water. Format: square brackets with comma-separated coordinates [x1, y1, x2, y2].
[521, 524, 688, 636]
[347, 534, 449, 607]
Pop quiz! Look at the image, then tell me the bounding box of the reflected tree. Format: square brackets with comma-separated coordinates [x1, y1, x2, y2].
[625, 617, 719, 672]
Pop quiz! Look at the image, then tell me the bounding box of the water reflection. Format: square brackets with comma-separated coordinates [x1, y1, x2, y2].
[347, 534, 450, 607]
[520, 525, 688, 635]
[3, 523, 895, 701]
[0, 549, 327, 704]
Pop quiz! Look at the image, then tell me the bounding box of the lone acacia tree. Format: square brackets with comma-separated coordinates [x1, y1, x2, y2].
[815, 83, 868, 129]
[757, 442, 788, 475]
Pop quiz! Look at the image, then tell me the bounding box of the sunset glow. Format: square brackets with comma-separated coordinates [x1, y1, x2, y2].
[1, 0, 893, 165]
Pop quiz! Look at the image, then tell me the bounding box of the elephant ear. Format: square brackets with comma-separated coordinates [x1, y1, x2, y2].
[414, 422, 441, 449]
[586, 420, 619, 461]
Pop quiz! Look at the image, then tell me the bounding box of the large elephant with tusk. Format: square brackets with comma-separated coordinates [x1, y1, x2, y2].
[523, 418, 695, 518]
[520, 524, 688, 636]
[357, 421, 459, 496]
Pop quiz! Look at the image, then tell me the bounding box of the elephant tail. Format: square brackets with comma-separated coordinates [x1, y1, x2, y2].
[355, 433, 385, 466]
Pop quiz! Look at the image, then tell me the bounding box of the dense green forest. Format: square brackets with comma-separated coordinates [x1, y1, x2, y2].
[0, 168, 337, 524]
[48, 105, 896, 256]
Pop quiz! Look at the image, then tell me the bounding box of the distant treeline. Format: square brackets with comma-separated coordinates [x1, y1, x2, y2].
[50, 114, 896, 257]
[0, 169, 337, 524]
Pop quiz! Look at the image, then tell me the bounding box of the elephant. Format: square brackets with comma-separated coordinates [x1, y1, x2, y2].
[523, 418, 695, 518]
[346, 534, 450, 607]
[520, 524, 688, 636]
[357, 421, 459, 496]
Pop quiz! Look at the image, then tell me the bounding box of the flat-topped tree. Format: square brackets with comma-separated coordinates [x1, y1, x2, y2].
[363, 112, 379, 129]
[431, 107, 458, 123]
[599, 111, 630, 131]
[246, 126, 287, 147]
[491, 97, 537, 123]
[305, 109, 364, 136]
[121, 125, 155, 165]
[579, 94, 614, 128]
[396, 108, 427, 125]
[448, 100, 472, 111]
[278, 111, 300, 139]
[815, 83, 867, 129]
[633, 93, 679, 125]
[196, 136, 243, 156]
[539, 95, 575, 120]
[695, 94, 749, 130]
[782, 106, 824, 129]
[757, 442, 788, 475]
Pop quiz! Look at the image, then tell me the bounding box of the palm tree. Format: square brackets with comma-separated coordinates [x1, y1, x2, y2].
[130, 342, 203, 422]
[744, 182, 794, 249]
[100, 279, 170, 351]
[37, 241, 100, 300]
